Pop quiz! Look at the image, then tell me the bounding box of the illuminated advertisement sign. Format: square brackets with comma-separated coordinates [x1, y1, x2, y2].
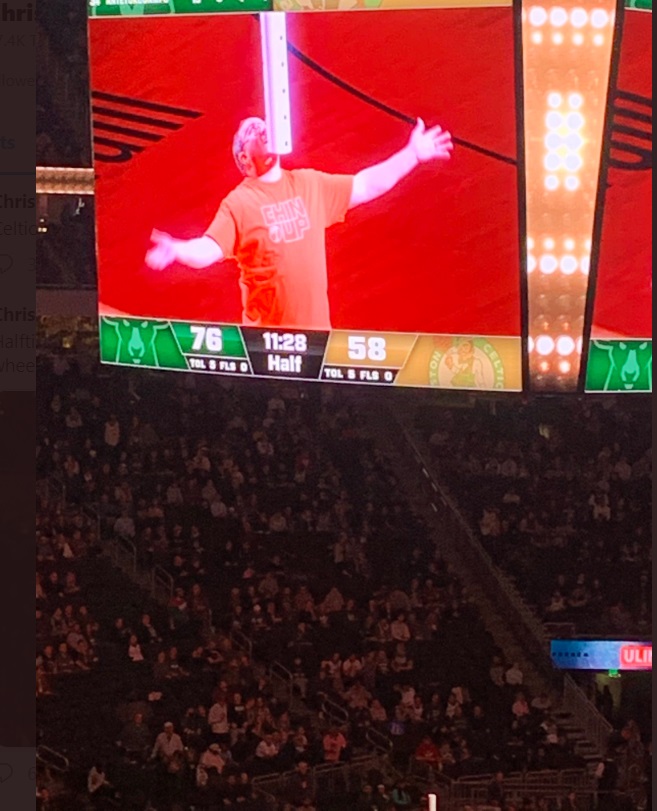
[88, 7, 523, 390]
[551, 639, 653, 670]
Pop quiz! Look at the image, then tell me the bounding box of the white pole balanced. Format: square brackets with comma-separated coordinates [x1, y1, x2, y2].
[260, 12, 293, 156]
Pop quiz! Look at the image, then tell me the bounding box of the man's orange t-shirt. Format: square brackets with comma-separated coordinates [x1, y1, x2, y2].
[205, 169, 354, 330]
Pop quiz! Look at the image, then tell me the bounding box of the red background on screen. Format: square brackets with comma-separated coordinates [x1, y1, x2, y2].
[90, 10, 521, 336]
[592, 10, 652, 340]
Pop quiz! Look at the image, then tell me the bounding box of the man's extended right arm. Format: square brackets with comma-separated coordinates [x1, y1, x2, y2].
[145, 229, 224, 270]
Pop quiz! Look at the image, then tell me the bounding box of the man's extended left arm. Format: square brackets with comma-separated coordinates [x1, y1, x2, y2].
[349, 119, 453, 210]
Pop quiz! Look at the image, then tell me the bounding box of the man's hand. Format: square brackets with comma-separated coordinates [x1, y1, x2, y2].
[408, 118, 454, 164]
[145, 230, 224, 270]
[145, 229, 178, 270]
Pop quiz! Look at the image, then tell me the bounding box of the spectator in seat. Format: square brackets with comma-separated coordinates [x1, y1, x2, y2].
[36, 787, 55, 811]
[391, 643, 414, 674]
[415, 735, 441, 775]
[342, 653, 364, 684]
[168, 587, 190, 632]
[209, 694, 230, 743]
[55, 641, 76, 673]
[138, 612, 162, 646]
[182, 705, 209, 750]
[344, 682, 370, 716]
[373, 783, 392, 809]
[255, 732, 280, 768]
[356, 784, 377, 811]
[127, 634, 145, 663]
[391, 781, 413, 808]
[545, 590, 567, 618]
[486, 771, 506, 807]
[189, 581, 211, 629]
[322, 727, 348, 763]
[320, 586, 345, 614]
[103, 413, 121, 455]
[505, 662, 524, 686]
[198, 741, 226, 778]
[87, 762, 114, 801]
[559, 791, 581, 811]
[166, 645, 188, 679]
[287, 760, 315, 808]
[370, 699, 388, 724]
[512, 692, 530, 719]
[151, 721, 184, 765]
[390, 613, 412, 644]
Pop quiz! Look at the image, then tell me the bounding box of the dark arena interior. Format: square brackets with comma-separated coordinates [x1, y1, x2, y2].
[32, 1, 651, 810]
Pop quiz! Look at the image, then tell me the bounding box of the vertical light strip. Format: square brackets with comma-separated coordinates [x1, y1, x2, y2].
[260, 12, 293, 156]
[522, 2, 617, 390]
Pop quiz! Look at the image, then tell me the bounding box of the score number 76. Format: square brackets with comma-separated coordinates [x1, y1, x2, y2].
[190, 326, 223, 353]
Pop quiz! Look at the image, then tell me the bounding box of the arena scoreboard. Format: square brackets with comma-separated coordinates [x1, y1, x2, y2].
[99, 319, 520, 388]
[87, 0, 652, 393]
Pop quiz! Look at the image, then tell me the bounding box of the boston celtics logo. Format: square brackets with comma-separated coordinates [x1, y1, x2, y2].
[429, 337, 506, 390]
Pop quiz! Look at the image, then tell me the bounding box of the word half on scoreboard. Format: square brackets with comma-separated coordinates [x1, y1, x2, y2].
[99, 318, 522, 391]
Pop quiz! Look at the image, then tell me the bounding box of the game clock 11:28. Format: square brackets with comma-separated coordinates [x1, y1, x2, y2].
[262, 332, 309, 353]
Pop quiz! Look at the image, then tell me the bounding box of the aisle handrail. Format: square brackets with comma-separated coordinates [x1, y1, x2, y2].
[393, 418, 552, 668]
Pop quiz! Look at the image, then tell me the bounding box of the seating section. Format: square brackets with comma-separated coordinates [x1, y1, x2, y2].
[36, 357, 599, 810]
[414, 398, 652, 639]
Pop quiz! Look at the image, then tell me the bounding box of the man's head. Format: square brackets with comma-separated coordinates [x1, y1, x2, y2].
[233, 118, 279, 178]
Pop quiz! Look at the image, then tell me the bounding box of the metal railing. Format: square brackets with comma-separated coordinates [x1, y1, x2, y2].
[543, 621, 577, 638]
[36, 745, 70, 774]
[394, 419, 617, 762]
[406, 766, 594, 811]
[252, 754, 386, 809]
[229, 627, 254, 657]
[82, 503, 103, 545]
[251, 783, 279, 810]
[151, 565, 174, 604]
[365, 725, 394, 755]
[270, 660, 294, 706]
[563, 674, 613, 757]
[392, 418, 554, 676]
[320, 696, 350, 727]
[105, 535, 138, 579]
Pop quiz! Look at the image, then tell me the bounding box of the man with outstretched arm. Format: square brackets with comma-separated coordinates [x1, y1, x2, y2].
[146, 117, 453, 329]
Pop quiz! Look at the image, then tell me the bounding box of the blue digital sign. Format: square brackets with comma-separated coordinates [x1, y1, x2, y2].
[551, 639, 652, 671]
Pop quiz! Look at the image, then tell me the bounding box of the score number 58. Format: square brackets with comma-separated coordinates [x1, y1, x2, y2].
[347, 336, 387, 362]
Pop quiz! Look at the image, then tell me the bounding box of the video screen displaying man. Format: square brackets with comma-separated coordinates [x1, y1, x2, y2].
[90, 9, 521, 337]
[145, 117, 453, 329]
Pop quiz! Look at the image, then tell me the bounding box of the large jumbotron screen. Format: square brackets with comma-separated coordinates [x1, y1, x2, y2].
[87, 0, 652, 393]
